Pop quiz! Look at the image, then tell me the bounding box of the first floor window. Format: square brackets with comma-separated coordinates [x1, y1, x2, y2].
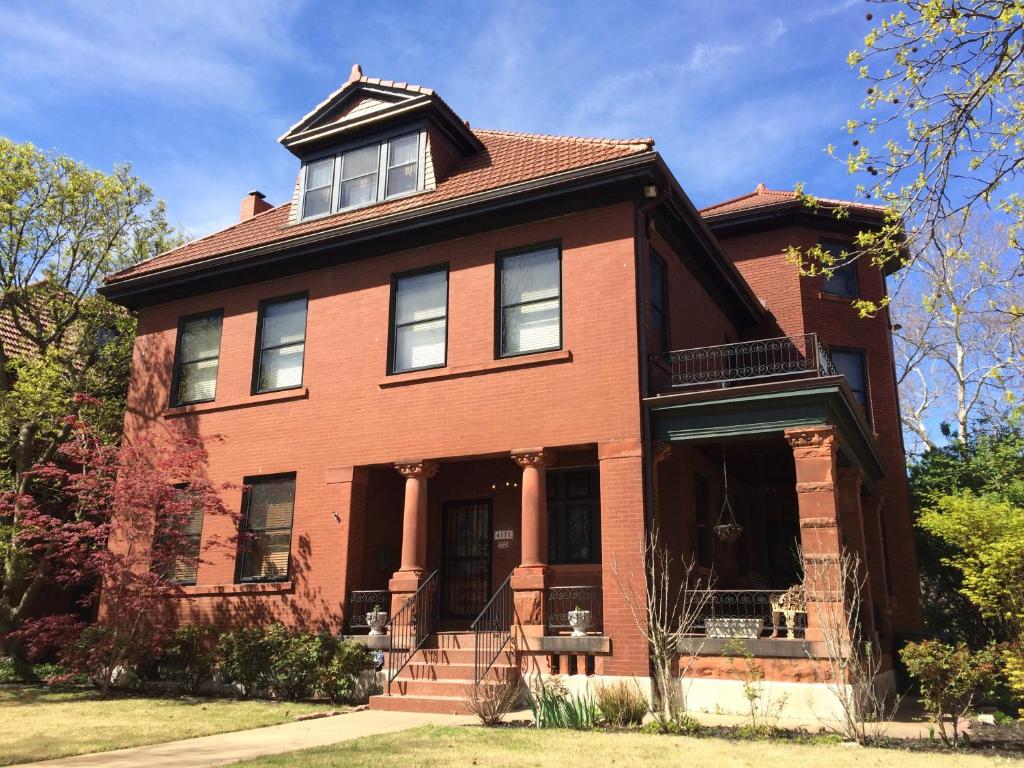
[831, 347, 869, 412]
[237, 474, 295, 582]
[547, 466, 600, 564]
[498, 244, 561, 357]
[390, 266, 448, 373]
[694, 473, 713, 568]
[158, 485, 204, 585]
[254, 295, 307, 393]
[173, 310, 223, 406]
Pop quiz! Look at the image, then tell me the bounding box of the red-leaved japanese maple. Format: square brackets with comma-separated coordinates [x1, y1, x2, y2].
[5, 397, 235, 694]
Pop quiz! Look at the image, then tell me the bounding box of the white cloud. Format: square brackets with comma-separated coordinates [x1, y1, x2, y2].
[682, 42, 745, 73]
[766, 18, 787, 44]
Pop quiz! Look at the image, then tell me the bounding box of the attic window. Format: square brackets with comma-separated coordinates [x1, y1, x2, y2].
[300, 131, 423, 221]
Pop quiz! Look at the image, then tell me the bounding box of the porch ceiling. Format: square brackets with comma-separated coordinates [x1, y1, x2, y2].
[644, 375, 885, 487]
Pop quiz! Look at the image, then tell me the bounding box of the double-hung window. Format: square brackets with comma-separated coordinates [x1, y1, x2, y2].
[302, 158, 334, 218]
[497, 244, 561, 357]
[831, 347, 870, 412]
[253, 295, 307, 394]
[547, 467, 601, 564]
[390, 267, 448, 373]
[650, 250, 670, 352]
[172, 311, 223, 406]
[300, 132, 422, 220]
[237, 474, 295, 583]
[821, 241, 859, 298]
[160, 485, 204, 585]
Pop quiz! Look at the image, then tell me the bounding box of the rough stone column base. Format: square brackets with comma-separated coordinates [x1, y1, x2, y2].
[388, 571, 424, 616]
[511, 566, 547, 638]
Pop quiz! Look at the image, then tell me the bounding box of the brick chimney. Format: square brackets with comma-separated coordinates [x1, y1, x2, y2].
[240, 190, 272, 221]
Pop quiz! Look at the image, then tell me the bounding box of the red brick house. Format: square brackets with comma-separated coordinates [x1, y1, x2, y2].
[101, 67, 922, 715]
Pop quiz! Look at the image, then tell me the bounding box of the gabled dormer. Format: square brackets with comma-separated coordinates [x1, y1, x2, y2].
[280, 65, 483, 224]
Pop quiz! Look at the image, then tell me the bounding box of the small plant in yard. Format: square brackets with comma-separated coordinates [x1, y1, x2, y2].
[155, 624, 217, 694]
[900, 639, 1002, 748]
[723, 639, 788, 737]
[466, 677, 522, 726]
[320, 640, 376, 704]
[594, 681, 647, 727]
[527, 676, 599, 730]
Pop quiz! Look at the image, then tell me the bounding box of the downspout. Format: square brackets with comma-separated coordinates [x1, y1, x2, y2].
[633, 185, 663, 536]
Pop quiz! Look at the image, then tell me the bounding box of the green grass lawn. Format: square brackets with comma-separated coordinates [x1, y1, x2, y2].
[0, 685, 335, 765]
[230, 725, 1019, 768]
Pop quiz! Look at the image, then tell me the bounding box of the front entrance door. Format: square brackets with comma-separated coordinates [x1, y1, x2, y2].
[440, 499, 492, 619]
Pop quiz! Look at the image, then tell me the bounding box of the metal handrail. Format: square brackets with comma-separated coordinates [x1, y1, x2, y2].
[471, 573, 513, 684]
[385, 569, 439, 693]
[652, 333, 837, 390]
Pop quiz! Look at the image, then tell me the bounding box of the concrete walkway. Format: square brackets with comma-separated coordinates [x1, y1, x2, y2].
[19, 709, 475, 768]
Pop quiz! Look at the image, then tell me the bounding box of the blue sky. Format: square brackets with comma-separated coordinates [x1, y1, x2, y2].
[1, 0, 870, 239]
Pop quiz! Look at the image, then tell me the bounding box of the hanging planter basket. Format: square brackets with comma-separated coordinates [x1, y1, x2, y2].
[714, 522, 743, 543]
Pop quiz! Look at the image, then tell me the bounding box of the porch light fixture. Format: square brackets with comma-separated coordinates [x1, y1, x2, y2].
[714, 444, 743, 543]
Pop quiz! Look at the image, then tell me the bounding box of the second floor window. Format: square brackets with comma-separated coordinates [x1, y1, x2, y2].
[254, 295, 307, 394]
[237, 474, 295, 583]
[650, 250, 670, 352]
[821, 241, 859, 298]
[172, 311, 223, 406]
[831, 347, 870, 412]
[497, 244, 561, 357]
[390, 267, 448, 373]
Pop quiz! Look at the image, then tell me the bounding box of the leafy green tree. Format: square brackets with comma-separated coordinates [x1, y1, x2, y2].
[0, 137, 180, 646]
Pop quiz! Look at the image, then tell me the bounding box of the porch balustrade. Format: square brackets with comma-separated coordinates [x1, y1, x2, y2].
[650, 333, 838, 392]
[688, 589, 806, 639]
[346, 589, 391, 632]
[546, 585, 603, 634]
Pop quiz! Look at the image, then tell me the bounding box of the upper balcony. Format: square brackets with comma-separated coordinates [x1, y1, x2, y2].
[648, 333, 837, 395]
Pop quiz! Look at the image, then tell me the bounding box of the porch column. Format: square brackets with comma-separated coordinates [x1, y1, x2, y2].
[389, 460, 438, 614]
[510, 448, 553, 637]
[836, 467, 877, 640]
[861, 495, 893, 637]
[784, 426, 844, 644]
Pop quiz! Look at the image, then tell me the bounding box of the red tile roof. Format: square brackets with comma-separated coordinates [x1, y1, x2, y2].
[0, 308, 40, 358]
[700, 183, 885, 219]
[106, 129, 654, 284]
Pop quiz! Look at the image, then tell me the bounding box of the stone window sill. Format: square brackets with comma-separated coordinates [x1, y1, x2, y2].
[178, 581, 294, 597]
[379, 349, 572, 388]
[162, 388, 309, 419]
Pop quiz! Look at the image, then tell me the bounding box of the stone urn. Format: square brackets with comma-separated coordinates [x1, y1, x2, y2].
[366, 607, 388, 636]
[567, 607, 592, 637]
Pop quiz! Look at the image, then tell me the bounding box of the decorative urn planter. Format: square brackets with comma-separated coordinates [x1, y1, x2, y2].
[567, 607, 592, 637]
[366, 608, 389, 636]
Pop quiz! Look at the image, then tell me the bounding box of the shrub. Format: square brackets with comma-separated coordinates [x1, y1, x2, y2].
[527, 676, 599, 730]
[0, 657, 76, 685]
[267, 626, 334, 701]
[900, 640, 1001, 748]
[319, 639, 376, 704]
[466, 678, 521, 726]
[217, 626, 276, 698]
[594, 681, 647, 726]
[156, 625, 217, 694]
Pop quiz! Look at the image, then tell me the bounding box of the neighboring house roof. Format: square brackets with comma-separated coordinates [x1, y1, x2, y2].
[700, 182, 886, 220]
[0, 310, 36, 358]
[105, 128, 653, 285]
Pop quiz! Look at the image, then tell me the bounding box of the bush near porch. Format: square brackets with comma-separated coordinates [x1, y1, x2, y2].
[227, 725, 1011, 768]
[0, 686, 333, 765]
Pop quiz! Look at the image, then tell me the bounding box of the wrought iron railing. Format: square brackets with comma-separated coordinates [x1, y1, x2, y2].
[547, 585, 603, 633]
[471, 573, 513, 684]
[385, 570, 439, 693]
[347, 589, 390, 632]
[651, 333, 837, 390]
[688, 589, 806, 639]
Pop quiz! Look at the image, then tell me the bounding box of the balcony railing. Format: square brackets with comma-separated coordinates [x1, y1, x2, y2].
[347, 589, 390, 633]
[547, 585, 603, 633]
[651, 333, 838, 391]
[689, 589, 806, 639]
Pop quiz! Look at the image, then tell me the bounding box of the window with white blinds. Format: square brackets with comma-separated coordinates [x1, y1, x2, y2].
[238, 474, 295, 582]
[173, 311, 223, 406]
[163, 490, 204, 585]
[254, 295, 307, 394]
[390, 267, 448, 373]
[498, 245, 561, 357]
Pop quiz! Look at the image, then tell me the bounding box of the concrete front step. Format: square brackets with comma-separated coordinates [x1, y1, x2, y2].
[368, 693, 474, 715]
[388, 677, 485, 697]
[407, 648, 517, 665]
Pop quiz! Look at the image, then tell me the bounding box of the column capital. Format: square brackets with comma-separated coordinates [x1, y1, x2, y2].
[511, 448, 553, 470]
[395, 460, 439, 479]
[784, 425, 838, 452]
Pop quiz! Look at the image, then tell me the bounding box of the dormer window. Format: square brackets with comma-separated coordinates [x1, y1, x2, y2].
[299, 131, 423, 221]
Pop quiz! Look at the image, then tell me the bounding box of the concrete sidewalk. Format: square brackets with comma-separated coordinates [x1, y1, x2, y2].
[19, 709, 475, 768]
